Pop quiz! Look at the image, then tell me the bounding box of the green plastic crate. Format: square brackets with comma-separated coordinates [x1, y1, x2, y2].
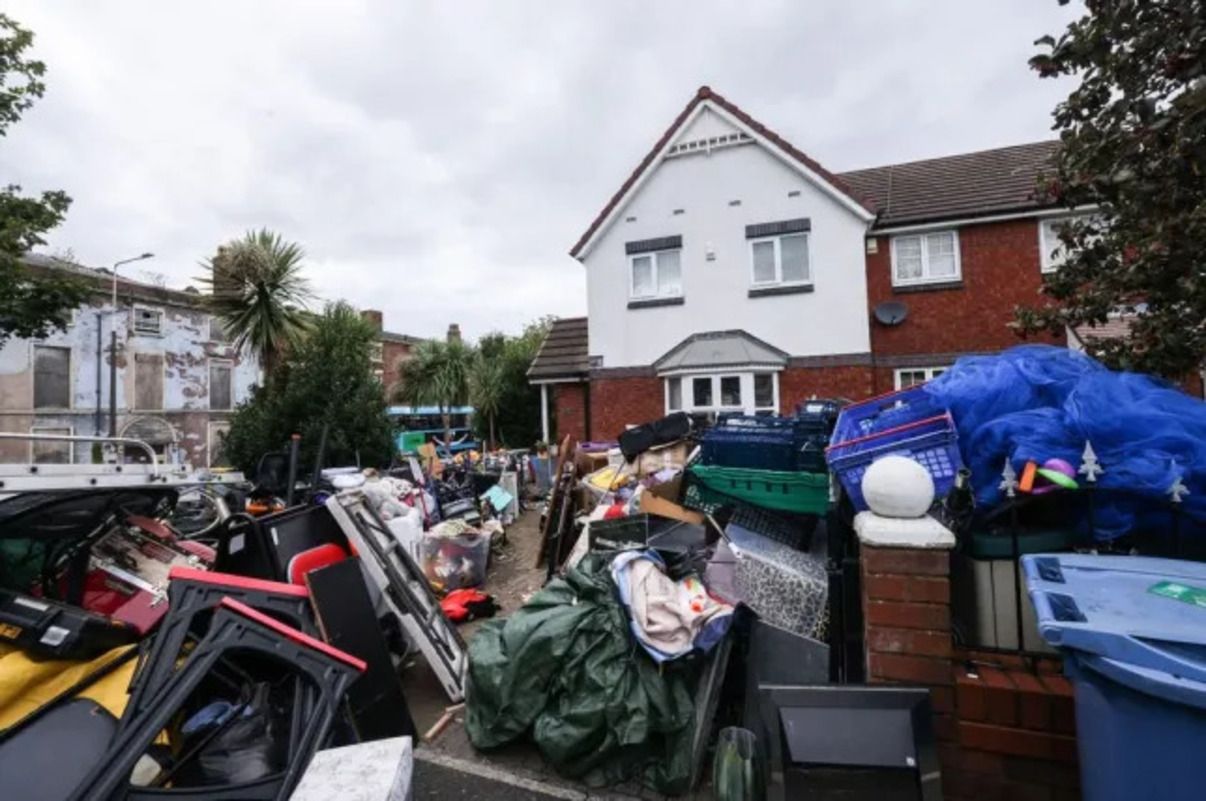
[686, 465, 829, 515]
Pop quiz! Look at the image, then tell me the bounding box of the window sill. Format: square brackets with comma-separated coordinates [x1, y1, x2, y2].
[628, 296, 685, 310]
[748, 283, 814, 298]
[892, 279, 963, 294]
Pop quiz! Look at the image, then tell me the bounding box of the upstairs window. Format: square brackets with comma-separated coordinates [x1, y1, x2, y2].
[1039, 215, 1099, 274]
[630, 249, 682, 299]
[33, 346, 71, 409]
[132, 306, 164, 336]
[626, 235, 683, 302]
[750, 233, 811, 286]
[208, 317, 231, 343]
[747, 219, 811, 287]
[134, 353, 164, 410]
[891, 231, 960, 286]
[209, 361, 233, 410]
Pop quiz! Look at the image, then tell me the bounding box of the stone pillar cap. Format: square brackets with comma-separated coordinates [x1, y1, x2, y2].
[854, 511, 955, 550]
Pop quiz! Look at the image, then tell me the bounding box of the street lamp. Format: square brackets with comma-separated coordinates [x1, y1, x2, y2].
[101, 252, 155, 440]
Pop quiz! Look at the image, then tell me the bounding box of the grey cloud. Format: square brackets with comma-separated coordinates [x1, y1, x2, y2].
[5, 0, 1079, 340]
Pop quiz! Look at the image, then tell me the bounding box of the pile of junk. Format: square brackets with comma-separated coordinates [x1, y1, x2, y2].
[465, 397, 847, 797]
[0, 432, 528, 800]
[461, 345, 1206, 800]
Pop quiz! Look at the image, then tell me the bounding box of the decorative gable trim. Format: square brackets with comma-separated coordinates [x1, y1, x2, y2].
[569, 86, 875, 261]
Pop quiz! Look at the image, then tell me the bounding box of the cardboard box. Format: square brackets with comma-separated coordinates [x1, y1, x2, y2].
[636, 478, 705, 525]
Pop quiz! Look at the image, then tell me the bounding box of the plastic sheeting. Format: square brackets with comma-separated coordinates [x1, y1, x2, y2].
[464, 553, 699, 794]
[924, 346, 1206, 539]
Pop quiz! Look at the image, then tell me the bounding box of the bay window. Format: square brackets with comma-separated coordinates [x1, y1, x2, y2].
[665, 371, 779, 417]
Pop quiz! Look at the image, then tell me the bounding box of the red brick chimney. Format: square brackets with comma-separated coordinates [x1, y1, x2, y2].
[361, 309, 383, 331]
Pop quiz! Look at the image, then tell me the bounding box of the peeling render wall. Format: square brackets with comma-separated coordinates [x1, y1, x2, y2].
[0, 295, 260, 466]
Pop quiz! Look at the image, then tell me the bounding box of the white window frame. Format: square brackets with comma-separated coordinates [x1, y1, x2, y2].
[30, 425, 73, 464]
[664, 370, 779, 417]
[749, 232, 811, 287]
[893, 366, 948, 390]
[208, 359, 234, 411]
[890, 230, 961, 287]
[629, 248, 683, 300]
[131, 305, 164, 336]
[1038, 214, 1099, 274]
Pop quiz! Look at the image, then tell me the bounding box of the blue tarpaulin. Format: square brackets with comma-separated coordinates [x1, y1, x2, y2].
[923, 346, 1206, 540]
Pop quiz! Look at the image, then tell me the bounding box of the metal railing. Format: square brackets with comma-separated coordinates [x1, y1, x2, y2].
[947, 440, 1201, 659]
[0, 432, 162, 477]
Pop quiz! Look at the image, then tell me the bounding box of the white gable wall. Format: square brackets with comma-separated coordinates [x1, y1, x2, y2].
[584, 136, 872, 368]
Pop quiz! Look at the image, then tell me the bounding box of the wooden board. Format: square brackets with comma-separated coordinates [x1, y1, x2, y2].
[534, 435, 575, 569]
[306, 558, 417, 741]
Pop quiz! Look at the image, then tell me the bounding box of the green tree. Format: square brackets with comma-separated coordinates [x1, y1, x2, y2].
[472, 317, 552, 448]
[201, 229, 313, 378]
[1017, 0, 1206, 377]
[398, 338, 475, 447]
[221, 302, 394, 473]
[469, 355, 506, 448]
[0, 13, 89, 345]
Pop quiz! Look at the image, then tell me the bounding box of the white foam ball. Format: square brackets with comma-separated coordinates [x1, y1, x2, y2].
[861, 455, 935, 518]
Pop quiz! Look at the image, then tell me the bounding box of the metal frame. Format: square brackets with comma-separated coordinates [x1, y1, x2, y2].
[325, 491, 467, 702]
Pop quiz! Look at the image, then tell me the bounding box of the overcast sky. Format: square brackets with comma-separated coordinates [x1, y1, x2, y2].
[6, 1, 1080, 341]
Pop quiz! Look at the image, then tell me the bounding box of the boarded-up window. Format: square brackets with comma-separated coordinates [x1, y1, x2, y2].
[208, 317, 231, 343]
[33, 346, 71, 409]
[135, 353, 164, 410]
[208, 422, 230, 467]
[209, 362, 232, 410]
[32, 426, 72, 464]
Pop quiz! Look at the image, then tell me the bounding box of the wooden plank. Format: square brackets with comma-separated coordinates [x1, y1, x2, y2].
[534, 435, 575, 568]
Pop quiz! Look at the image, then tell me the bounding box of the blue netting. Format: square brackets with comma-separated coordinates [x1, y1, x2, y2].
[923, 345, 1206, 540]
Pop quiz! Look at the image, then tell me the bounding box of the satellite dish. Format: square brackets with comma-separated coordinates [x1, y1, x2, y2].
[874, 301, 909, 326]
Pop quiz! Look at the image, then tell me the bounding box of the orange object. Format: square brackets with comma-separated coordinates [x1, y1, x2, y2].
[1019, 461, 1038, 493]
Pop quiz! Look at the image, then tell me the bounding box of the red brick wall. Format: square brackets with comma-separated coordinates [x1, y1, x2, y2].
[381, 340, 414, 399]
[586, 365, 876, 438]
[780, 365, 875, 407]
[861, 543, 1081, 800]
[865, 220, 1067, 357]
[552, 383, 587, 444]
[589, 375, 664, 441]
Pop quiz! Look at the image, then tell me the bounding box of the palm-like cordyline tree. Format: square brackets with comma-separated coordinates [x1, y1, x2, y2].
[398, 338, 475, 449]
[469, 355, 506, 449]
[201, 229, 313, 379]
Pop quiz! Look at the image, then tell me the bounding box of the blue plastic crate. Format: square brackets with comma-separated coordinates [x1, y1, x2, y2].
[826, 412, 962, 512]
[829, 384, 948, 446]
[701, 415, 828, 472]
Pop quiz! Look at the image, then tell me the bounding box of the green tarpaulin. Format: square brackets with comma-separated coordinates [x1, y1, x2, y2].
[465, 553, 700, 794]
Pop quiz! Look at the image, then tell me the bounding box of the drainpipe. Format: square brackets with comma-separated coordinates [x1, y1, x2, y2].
[109, 329, 118, 438]
[540, 384, 549, 444]
[95, 312, 103, 435]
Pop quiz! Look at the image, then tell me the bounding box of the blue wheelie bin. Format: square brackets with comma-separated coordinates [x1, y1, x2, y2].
[1021, 553, 1206, 801]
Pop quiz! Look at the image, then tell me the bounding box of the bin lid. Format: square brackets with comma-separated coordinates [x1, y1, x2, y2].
[1021, 553, 1206, 683]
